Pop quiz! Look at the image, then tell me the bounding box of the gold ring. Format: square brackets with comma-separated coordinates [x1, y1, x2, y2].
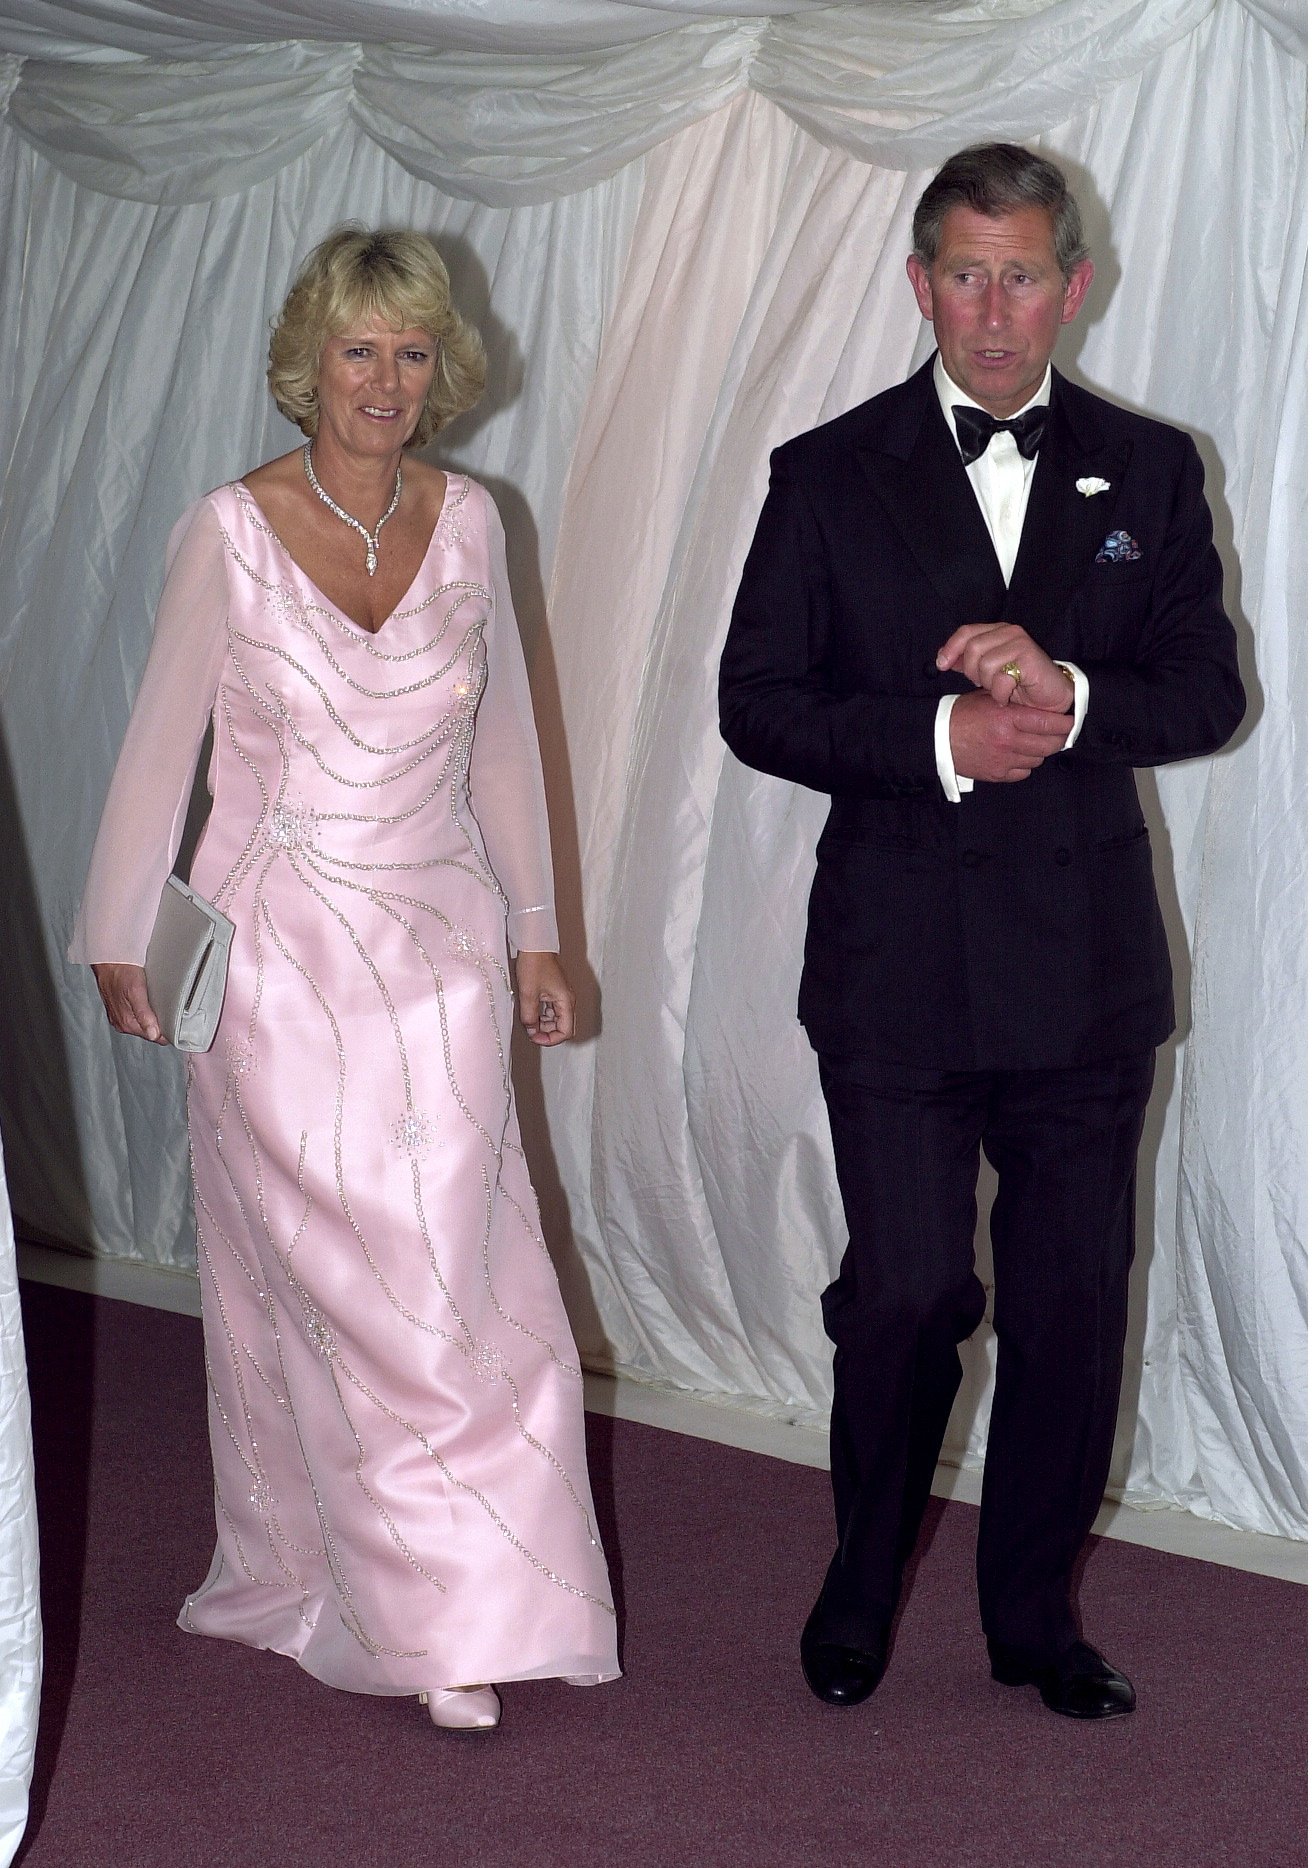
[1002, 660, 1024, 687]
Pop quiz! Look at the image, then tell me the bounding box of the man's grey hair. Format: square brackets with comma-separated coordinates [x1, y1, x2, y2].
[912, 144, 1089, 279]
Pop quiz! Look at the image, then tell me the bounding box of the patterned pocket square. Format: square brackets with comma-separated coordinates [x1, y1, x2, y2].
[1095, 530, 1142, 564]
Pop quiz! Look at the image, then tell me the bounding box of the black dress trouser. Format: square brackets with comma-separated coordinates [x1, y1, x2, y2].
[812, 1048, 1156, 1664]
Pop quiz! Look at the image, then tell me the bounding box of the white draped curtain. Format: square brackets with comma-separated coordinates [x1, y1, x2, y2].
[0, 0, 1304, 1546]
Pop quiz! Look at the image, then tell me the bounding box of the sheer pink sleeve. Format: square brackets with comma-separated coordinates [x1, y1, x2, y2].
[468, 487, 559, 956]
[69, 499, 229, 966]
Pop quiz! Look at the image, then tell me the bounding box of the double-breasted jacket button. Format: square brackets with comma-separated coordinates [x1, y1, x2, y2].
[1054, 846, 1072, 867]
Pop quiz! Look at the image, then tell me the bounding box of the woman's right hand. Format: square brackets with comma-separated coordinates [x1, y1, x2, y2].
[92, 963, 166, 1044]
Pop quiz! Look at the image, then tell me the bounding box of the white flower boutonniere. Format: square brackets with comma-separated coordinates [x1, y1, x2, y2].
[1076, 476, 1111, 497]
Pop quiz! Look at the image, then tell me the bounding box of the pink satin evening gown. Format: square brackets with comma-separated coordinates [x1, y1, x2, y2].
[71, 475, 618, 1693]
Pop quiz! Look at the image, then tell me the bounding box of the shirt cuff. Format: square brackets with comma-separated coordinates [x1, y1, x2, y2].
[935, 694, 974, 803]
[1060, 662, 1089, 748]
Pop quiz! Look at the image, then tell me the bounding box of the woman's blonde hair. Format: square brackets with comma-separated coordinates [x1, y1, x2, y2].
[268, 228, 486, 447]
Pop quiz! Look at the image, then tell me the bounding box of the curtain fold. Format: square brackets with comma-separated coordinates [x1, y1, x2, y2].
[1173, 149, 1308, 1535]
[1233, 0, 1306, 55]
[9, 43, 359, 204]
[0, 0, 823, 62]
[354, 24, 759, 205]
[753, 0, 1215, 162]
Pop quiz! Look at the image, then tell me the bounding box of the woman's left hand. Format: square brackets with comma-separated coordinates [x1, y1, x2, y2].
[514, 952, 575, 1046]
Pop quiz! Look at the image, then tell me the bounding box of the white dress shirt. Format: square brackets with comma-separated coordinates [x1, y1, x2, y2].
[931, 356, 1088, 802]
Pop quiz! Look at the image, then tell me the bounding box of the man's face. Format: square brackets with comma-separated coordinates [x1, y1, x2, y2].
[906, 204, 1094, 417]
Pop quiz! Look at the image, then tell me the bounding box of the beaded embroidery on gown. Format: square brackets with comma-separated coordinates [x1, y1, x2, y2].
[71, 475, 618, 1692]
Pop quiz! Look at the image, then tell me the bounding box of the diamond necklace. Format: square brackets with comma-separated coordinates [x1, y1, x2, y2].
[302, 443, 402, 577]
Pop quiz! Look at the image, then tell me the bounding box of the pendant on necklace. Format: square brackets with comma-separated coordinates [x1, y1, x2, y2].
[303, 443, 402, 578]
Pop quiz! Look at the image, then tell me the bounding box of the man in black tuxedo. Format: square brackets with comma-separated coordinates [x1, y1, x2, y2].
[719, 144, 1245, 1720]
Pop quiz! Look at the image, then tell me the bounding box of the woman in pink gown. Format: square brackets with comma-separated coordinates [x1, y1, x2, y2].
[71, 229, 617, 1730]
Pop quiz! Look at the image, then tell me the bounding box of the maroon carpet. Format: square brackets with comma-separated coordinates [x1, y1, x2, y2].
[14, 1282, 1306, 1868]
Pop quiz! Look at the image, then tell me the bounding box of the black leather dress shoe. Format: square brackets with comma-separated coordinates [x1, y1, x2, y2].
[988, 1638, 1136, 1719]
[800, 1630, 887, 1707]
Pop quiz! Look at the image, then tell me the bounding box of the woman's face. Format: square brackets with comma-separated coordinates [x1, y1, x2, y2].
[314, 317, 438, 457]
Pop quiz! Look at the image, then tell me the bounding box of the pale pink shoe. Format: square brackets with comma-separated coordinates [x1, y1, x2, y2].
[418, 1686, 501, 1732]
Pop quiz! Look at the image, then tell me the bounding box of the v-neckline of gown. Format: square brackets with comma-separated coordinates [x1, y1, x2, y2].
[235, 472, 453, 639]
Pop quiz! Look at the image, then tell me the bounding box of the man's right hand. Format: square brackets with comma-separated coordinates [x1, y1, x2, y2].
[92, 962, 166, 1044]
[948, 690, 1073, 783]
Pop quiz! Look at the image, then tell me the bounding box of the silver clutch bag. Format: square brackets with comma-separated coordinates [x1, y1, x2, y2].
[144, 876, 234, 1053]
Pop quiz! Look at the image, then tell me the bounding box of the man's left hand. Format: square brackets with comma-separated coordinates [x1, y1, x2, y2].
[937, 623, 1074, 713]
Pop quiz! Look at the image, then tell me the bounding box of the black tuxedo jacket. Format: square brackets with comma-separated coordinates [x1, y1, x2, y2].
[719, 359, 1246, 1071]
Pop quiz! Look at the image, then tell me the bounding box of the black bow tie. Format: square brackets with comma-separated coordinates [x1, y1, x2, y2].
[951, 402, 1047, 465]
